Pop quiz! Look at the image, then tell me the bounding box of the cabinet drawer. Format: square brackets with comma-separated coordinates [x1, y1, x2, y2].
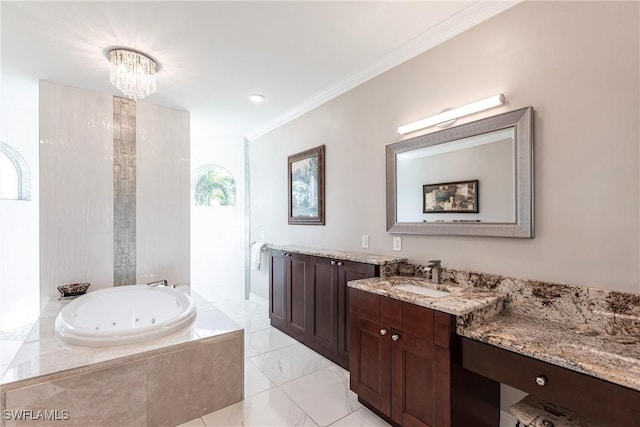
[350, 289, 453, 347]
[461, 337, 640, 426]
[349, 289, 402, 328]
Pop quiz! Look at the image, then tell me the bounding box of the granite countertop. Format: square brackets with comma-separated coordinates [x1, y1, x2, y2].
[459, 308, 640, 392]
[347, 276, 506, 316]
[349, 268, 640, 394]
[268, 244, 406, 265]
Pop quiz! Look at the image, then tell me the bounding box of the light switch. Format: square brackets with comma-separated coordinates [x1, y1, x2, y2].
[361, 235, 369, 249]
[393, 236, 402, 251]
[260, 230, 266, 240]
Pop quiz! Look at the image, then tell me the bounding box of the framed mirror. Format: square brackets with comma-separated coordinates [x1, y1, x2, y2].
[386, 107, 533, 237]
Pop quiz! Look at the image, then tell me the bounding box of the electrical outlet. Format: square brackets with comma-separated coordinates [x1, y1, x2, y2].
[260, 230, 266, 240]
[393, 236, 402, 251]
[361, 235, 369, 249]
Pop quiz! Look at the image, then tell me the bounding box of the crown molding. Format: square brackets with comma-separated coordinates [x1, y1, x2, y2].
[246, 0, 522, 142]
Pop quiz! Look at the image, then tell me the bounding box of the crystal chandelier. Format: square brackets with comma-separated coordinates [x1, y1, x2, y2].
[108, 48, 158, 101]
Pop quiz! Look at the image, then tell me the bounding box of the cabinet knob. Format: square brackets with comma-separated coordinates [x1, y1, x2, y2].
[331, 260, 336, 265]
[535, 375, 547, 386]
[380, 329, 388, 336]
[337, 261, 343, 266]
[392, 334, 400, 341]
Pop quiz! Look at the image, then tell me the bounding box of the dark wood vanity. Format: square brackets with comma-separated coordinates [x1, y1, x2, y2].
[268, 247, 640, 427]
[349, 288, 498, 427]
[269, 249, 377, 368]
[461, 338, 640, 426]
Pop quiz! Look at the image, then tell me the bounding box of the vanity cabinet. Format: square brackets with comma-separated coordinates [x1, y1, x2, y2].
[461, 337, 640, 427]
[349, 288, 499, 427]
[268, 250, 377, 369]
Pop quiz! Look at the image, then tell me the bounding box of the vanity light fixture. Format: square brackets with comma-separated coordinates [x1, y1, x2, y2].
[249, 93, 265, 103]
[397, 93, 505, 135]
[107, 48, 158, 101]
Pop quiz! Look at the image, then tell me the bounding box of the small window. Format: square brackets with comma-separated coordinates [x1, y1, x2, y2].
[0, 141, 30, 201]
[192, 164, 236, 207]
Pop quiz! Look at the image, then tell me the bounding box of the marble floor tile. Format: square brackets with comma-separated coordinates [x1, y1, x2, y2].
[201, 388, 317, 427]
[330, 407, 391, 427]
[232, 314, 271, 334]
[212, 296, 269, 320]
[244, 327, 298, 357]
[249, 343, 333, 385]
[0, 340, 23, 365]
[280, 365, 361, 426]
[245, 358, 276, 397]
[177, 416, 206, 427]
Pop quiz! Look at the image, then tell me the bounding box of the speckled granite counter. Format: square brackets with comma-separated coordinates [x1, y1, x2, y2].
[347, 276, 505, 317]
[460, 307, 640, 392]
[349, 266, 640, 394]
[268, 244, 406, 265]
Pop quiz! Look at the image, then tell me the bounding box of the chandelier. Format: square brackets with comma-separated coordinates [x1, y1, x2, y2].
[108, 48, 158, 101]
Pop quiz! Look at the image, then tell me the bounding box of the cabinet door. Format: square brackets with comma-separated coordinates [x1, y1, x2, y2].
[337, 261, 376, 367]
[269, 250, 287, 330]
[309, 256, 338, 356]
[350, 315, 391, 417]
[286, 253, 312, 341]
[391, 332, 451, 427]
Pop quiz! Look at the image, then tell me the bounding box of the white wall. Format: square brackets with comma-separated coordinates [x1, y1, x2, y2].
[39, 82, 190, 301]
[0, 72, 40, 331]
[39, 82, 114, 299]
[136, 103, 190, 287]
[250, 1, 639, 298]
[189, 125, 245, 302]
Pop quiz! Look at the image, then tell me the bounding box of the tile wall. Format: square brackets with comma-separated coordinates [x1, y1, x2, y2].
[39, 81, 190, 301]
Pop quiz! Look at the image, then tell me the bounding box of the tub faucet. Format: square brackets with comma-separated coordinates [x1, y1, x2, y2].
[427, 260, 441, 284]
[147, 279, 168, 287]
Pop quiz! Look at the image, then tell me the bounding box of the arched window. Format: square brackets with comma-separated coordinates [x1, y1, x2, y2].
[191, 164, 236, 207]
[0, 141, 30, 201]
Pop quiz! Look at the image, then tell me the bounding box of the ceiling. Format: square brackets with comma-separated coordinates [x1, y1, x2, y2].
[1, 1, 517, 140]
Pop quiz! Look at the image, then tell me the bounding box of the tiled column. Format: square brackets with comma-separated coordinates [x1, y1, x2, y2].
[113, 97, 137, 286]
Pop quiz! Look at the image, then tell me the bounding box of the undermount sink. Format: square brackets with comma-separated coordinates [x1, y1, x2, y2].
[393, 283, 450, 298]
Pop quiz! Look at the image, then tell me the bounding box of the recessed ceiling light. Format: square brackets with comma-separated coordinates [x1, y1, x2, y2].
[249, 94, 265, 103]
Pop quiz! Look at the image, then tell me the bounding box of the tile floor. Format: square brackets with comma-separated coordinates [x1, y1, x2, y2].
[176, 292, 391, 427]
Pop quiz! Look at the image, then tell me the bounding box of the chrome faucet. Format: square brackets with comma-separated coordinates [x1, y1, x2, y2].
[427, 260, 441, 284]
[147, 279, 168, 287]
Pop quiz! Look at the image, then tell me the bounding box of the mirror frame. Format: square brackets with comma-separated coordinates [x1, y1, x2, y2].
[386, 106, 533, 238]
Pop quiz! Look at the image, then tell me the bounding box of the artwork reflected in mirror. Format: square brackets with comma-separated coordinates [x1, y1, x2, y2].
[288, 145, 325, 225]
[423, 180, 478, 214]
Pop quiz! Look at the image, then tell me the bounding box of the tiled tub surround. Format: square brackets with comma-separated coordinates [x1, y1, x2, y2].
[0, 289, 243, 427]
[348, 267, 640, 393]
[267, 244, 405, 274]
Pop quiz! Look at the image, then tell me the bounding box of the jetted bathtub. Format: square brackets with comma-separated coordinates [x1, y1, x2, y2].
[55, 285, 197, 347]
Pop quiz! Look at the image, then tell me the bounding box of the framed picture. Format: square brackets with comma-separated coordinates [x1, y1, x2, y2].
[288, 145, 325, 225]
[423, 180, 478, 213]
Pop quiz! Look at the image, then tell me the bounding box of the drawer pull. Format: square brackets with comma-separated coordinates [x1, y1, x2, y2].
[380, 329, 388, 336]
[392, 334, 400, 341]
[331, 261, 336, 265]
[536, 375, 548, 386]
[338, 261, 343, 266]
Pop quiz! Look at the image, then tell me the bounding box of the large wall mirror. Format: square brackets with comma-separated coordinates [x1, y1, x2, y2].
[386, 107, 533, 237]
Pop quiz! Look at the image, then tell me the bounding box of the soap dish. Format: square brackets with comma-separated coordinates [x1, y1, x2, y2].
[57, 283, 90, 300]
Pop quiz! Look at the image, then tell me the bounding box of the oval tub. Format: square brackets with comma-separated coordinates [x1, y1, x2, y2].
[55, 285, 197, 347]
